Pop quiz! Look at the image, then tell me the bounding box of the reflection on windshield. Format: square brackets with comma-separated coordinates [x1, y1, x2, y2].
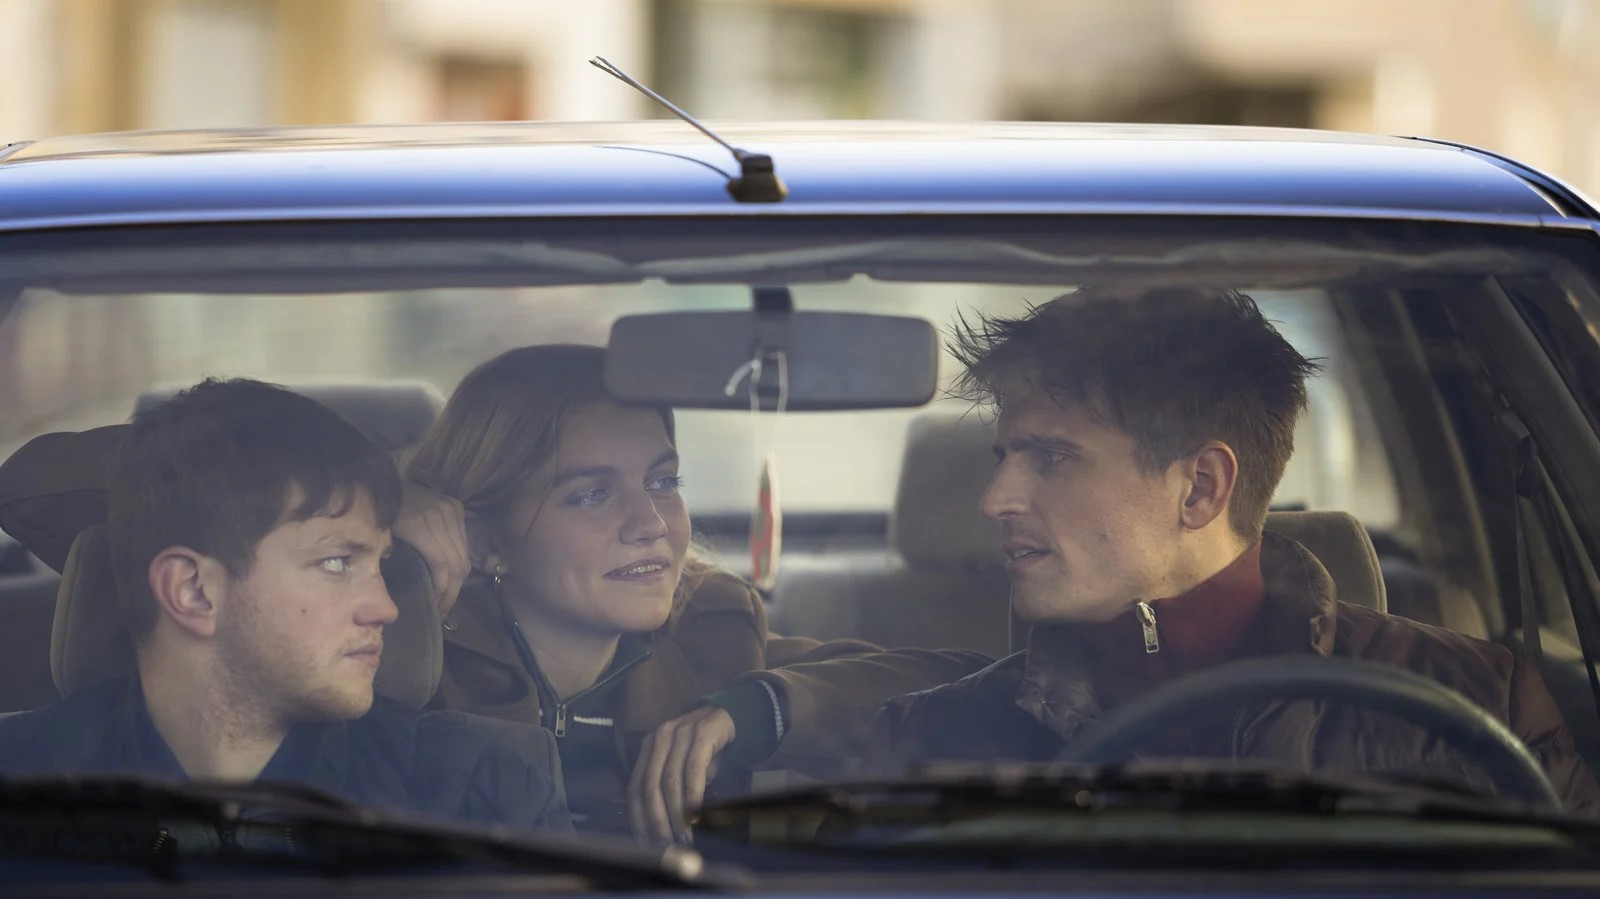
[0, 281, 1397, 522]
[1, 221, 1599, 873]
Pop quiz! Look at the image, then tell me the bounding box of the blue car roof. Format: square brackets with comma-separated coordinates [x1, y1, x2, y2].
[0, 121, 1589, 233]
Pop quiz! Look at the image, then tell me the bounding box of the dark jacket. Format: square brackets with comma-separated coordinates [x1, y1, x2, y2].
[0, 677, 572, 830]
[870, 534, 1600, 814]
[435, 574, 992, 832]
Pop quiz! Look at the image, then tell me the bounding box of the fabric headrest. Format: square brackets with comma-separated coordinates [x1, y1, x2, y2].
[53, 524, 442, 708]
[135, 382, 445, 453]
[891, 412, 1001, 570]
[1262, 510, 1386, 612]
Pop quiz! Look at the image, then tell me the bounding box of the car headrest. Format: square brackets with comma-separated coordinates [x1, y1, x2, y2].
[1263, 510, 1386, 612]
[135, 382, 445, 453]
[52, 524, 442, 708]
[891, 412, 1001, 570]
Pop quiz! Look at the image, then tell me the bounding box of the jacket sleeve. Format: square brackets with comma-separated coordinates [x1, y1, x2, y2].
[858, 700, 917, 779]
[727, 580, 991, 776]
[0, 425, 126, 573]
[753, 643, 992, 775]
[1507, 658, 1600, 815]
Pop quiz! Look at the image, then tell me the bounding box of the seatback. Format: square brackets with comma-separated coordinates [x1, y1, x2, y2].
[770, 411, 1011, 658]
[0, 548, 64, 711]
[53, 523, 442, 707]
[1259, 510, 1386, 613]
[135, 382, 445, 453]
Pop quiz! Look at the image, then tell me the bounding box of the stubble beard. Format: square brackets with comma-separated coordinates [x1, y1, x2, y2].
[215, 589, 374, 730]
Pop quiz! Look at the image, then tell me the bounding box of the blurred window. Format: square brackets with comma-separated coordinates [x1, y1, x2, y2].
[434, 55, 530, 122]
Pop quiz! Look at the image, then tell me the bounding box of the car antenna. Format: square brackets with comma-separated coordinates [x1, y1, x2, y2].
[589, 56, 787, 204]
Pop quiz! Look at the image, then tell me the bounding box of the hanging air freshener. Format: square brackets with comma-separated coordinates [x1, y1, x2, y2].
[724, 339, 788, 593]
[751, 452, 782, 592]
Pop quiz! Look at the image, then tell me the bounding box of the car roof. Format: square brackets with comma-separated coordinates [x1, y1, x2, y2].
[0, 121, 1588, 233]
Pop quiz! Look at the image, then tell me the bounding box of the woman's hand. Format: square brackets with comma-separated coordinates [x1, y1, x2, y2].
[394, 480, 471, 618]
[628, 706, 736, 844]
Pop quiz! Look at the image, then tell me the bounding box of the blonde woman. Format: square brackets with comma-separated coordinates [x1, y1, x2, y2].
[400, 344, 988, 841]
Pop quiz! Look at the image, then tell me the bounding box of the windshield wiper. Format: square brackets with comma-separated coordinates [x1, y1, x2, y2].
[0, 773, 735, 888]
[698, 761, 1600, 847]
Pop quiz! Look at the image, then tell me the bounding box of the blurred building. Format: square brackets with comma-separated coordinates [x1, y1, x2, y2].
[1, 0, 1598, 195]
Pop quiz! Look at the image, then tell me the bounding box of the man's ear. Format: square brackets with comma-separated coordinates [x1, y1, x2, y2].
[147, 548, 223, 639]
[1179, 441, 1239, 532]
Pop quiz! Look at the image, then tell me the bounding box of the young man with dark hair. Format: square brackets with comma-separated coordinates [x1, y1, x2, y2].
[0, 379, 569, 829]
[872, 288, 1600, 812]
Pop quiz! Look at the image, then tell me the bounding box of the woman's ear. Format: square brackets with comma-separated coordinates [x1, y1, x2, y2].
[1179, 441, 1239, 532]
[147, 547, 221, 639]
[466, 513, 504, 576]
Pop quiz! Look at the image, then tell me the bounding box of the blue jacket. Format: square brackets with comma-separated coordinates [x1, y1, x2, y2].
[0, 677, 572, 831]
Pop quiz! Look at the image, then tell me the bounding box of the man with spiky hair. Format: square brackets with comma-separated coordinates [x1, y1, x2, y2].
[872, 288, 1599, 813]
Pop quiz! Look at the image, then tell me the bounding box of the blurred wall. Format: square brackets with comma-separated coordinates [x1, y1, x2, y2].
[2, 0, 1598, 195]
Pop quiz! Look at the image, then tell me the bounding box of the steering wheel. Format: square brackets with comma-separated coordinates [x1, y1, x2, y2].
[1058, 656, 1562, 811]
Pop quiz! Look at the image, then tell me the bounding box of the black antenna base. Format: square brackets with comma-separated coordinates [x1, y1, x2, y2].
[590, 56, 789, 205]
[729, 153, 788, 203]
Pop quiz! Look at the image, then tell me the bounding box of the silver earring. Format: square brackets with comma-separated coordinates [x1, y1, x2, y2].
[493, 565, 505, 588]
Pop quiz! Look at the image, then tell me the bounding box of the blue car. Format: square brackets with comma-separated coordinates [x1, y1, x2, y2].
[2, 119, 1600, 894]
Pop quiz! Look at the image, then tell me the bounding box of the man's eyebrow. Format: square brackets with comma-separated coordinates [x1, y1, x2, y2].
[1001, 435, 1085, 454]
[313, 538, 383, 556]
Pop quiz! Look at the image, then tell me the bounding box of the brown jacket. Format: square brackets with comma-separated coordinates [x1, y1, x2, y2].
[871, 534, 1600, 814]
[434, 571, 992, 775]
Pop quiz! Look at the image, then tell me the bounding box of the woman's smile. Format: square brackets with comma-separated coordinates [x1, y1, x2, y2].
[605, 556, 673, 583]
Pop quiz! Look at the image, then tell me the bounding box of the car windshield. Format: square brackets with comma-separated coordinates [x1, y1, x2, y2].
[4, 215, 1600, 877]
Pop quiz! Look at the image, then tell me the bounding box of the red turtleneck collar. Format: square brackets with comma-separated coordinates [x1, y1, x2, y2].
[1082, 541, 1266, 710]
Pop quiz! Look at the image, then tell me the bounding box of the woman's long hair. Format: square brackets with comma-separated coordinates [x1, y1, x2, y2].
[407, 344, 715, 611]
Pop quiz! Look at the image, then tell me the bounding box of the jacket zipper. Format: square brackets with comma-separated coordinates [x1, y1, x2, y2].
[1134, 599, 1248, 757]
[148, 827, 171, 862]
[550, 652, 650, 739]
[1136, 601, 1160, 653]
[501, 601, 651, 739]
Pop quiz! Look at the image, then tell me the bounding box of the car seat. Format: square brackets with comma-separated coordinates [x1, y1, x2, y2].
[0, 548, 64, 711]
[769, 411, 1012, 659]
[134, 382, 445, 452]
[52, 522, 443, 707]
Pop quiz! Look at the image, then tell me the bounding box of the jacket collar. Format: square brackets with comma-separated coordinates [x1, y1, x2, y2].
[1014, 533, 1338, 743]
[443, 583, 685, 739]
[443, 582, 525, 670]
[116, 676, 349, 794]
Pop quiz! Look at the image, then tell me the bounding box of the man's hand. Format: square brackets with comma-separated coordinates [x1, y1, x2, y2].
[628, 705, 736, 844]
[393, 481, 470, 618]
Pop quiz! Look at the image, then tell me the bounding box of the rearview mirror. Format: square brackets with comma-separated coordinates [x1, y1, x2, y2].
[606, 310, 938, 410]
